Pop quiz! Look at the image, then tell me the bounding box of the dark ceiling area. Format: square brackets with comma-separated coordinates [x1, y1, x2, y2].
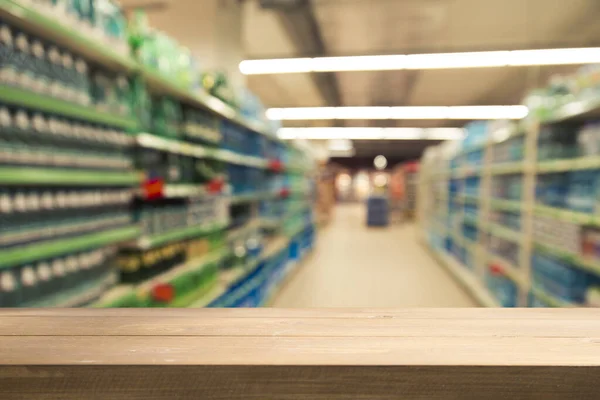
[351, 139, 441, 159]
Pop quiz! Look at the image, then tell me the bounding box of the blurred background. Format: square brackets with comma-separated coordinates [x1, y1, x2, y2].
[1, 0, 600, 308]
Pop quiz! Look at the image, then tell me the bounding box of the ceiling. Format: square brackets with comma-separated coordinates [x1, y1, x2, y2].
[120, 0, 600, 163]
[243, 0, 600, 162]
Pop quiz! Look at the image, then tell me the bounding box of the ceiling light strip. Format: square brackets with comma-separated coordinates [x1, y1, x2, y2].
[240, 48, 600, 74]
[267, 106, 528, 121]
[278, 128, 465, 140]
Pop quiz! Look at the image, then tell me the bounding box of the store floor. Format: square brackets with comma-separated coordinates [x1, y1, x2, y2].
[272, 203, 477, 307]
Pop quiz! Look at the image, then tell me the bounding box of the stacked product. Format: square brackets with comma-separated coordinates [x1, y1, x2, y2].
[0, 12, 139, 307]
[493, 136, 524, 163]
[366, 196, 389, 227]
[531, 251, 599, 305]
[0, 17, 130, 111]
[461, 121, 489, 151]
[492, 174, 522, 201]
[0, 1, 316, 308]
[32, 0, 128, 56]
[533, 215, 580, 254]
[490, 210, 521, 231]
[487, 234, 520, 266]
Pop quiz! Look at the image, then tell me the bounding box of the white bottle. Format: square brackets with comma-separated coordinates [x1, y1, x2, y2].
[0, 25, 16, 85]
[21, 265, 37, 291]
[14, 33, 33, 90]
[31, 40, 47, 94]
[13, 191, 27, 213]
[0, 271, 17, 305]
[51, 259, 66, 280]
[26, 191, 39, 213]
[0, 192, 13, 215]
[40, 191, 54, 211]
[36, 262, 52, 283]
[55, 191, 67, 209]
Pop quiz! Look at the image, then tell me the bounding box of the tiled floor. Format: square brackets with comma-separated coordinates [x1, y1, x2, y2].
[272, 203, 476, 307]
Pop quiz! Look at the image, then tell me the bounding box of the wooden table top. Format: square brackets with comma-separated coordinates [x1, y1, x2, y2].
[2, 308, 599, 399]
[1, 308, 599, 366]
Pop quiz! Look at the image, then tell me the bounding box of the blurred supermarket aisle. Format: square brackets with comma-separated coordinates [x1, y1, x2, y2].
[272, 204, 476, 307]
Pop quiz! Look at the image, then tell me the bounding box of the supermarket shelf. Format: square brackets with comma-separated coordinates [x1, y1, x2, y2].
[491, 123, 528, 144]
[488, 254, 527, 289]
[485, 222, 523, 243]
[0, 225, 140, 269]
[426, 245, 499, 307]
[93, 248, 230, 308]
[227, 219, 263, 241]
[537, 157, 600, 173]
[0, 166, 141, 186]
[140, 68, 280, 144]
[459, 142, 487, 155]
[134, 184, 209, 200]
[212, 149, 269, 169]
[543, 97, 600, 123]
[534, 204, 600, 226]
[136, 133, 207, 157]
[0, 0, 137, 72]
[456, 194, 479, 205]
[463, 214, 479, 226]
[454, 166, 481, 178]
[260, 259, 306, 307]
[130, 222, 227, 250]
[489, 198, 522, 212]
[164, 184, 208, 198]
[0, 2, 306, 152]
[0, 85, 137, 129]
[190, 236, 296, 308]
[531, 286, 576, 308]
[32, 272, 118, 308]
[463, 238, 478, 254]
[230, 191, 276, 205]
[534, 241, 600, 275]
[136, 133, 269, 168]
[260, 236, 291, 261]
[489, 162, 527, 175]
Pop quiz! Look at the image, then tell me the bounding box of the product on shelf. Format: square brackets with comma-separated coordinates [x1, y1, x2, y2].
[0, 245, 118, 307]
[0, 16, 132, 112]
[182, 106, 221, 145]
[531, 250, 599, 304]
[461, 121, 489, 150]
[490, 210, 521, 231]
[0, 1, 317, 309]
[491, 174, 522, 201]
[492, 135, 524, 164]
[0, 104, 133, 170]
[486, 232, 520, 267]
[485, 266, 517, 307]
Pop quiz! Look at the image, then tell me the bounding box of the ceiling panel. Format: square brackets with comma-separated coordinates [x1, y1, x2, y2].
[313, 0, 448, 55]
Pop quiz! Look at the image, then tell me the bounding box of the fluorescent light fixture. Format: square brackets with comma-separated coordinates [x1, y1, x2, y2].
[267, 106, 528, 121]
[277, 127, 465, 140]
[240, 48, 600, 74]
[328, 139, 354, 152]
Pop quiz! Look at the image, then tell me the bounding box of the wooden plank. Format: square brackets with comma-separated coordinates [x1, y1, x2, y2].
[0, 307, 598, 319]
[2, 335, 600, 366]
[2, 315, 600, 338]
[0, 365, 597, 400]
[1, 309, 600, 399]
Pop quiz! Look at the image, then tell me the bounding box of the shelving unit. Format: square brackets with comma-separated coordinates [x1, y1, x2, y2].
[419, 99, 600, 308]
[0, 1, 316, 308]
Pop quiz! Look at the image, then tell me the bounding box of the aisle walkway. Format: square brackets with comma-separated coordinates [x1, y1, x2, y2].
[273, 204, 476, 307]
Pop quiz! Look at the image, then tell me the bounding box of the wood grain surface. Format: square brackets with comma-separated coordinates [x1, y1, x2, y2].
[1, 308, 599, 399]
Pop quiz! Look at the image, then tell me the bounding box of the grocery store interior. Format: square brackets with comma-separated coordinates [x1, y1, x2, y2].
[1, 0, 600, 309]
